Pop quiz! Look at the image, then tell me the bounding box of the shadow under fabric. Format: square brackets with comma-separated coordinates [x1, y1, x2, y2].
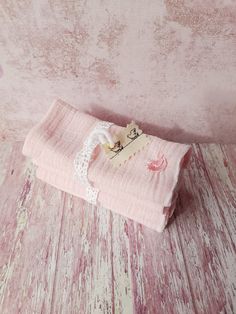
[22, 99, 191, 232]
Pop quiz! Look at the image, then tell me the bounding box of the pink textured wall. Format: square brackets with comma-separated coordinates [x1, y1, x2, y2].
[0, 1, 236, 143]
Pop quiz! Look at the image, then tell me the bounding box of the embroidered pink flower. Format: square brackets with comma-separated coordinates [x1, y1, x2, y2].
[147, 154, 167, 172]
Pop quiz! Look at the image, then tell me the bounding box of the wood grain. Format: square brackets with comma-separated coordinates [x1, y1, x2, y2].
[0, 142, 64, 313]
[0, 142, 235, 313]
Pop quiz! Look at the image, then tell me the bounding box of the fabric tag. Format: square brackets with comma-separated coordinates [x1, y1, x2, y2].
[102, 121, 151, 167]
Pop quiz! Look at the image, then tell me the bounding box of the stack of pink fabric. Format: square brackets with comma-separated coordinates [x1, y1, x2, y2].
[23, 99, 191, 232]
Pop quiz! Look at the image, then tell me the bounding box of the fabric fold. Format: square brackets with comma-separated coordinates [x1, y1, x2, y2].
[23, 99, 191, 232]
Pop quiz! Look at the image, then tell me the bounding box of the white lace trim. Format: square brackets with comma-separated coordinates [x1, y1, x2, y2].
[74, 121, 113, 205]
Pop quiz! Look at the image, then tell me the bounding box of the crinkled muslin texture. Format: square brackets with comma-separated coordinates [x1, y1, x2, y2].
[22, 99, 191, 232]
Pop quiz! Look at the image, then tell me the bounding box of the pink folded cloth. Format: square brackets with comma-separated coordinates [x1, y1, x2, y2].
[23, 99, 191, 232]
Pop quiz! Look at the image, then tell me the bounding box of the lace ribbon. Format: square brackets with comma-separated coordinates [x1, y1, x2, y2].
[74, 121, 114, 205]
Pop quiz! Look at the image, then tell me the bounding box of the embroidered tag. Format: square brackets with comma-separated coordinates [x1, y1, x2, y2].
[103, 121, 151, 167]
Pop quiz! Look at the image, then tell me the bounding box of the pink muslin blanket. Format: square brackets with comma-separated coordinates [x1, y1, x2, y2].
[22, 99, 191, 232]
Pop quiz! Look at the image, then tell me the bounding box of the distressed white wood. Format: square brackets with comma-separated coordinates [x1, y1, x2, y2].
[0, 142, 235, 313]
[0, 142, 64, 313]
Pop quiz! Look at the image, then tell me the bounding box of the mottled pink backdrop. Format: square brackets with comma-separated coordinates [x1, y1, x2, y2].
[0, 1, 236, 143]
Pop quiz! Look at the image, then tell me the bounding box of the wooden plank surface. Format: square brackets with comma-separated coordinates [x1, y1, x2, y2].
[0, 142, 235, 313]
[174, 144, 236, 314]
[0, 142, 64, 313]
